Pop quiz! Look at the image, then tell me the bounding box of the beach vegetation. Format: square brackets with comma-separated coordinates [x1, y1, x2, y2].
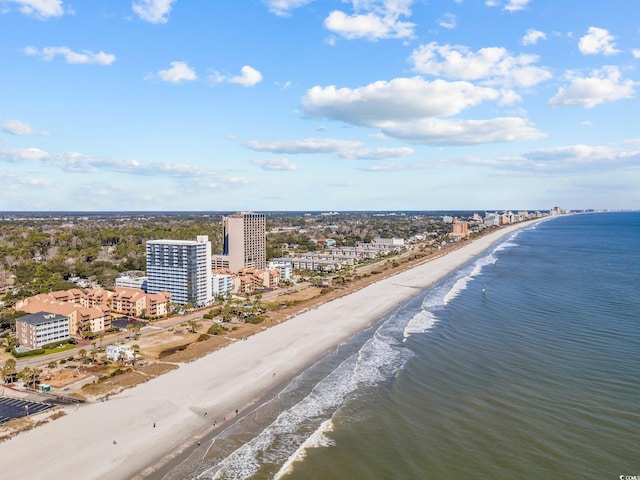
[207, 324, 227, 335]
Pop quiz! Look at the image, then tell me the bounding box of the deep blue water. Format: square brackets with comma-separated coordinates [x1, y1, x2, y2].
[161, 212, 640, 480]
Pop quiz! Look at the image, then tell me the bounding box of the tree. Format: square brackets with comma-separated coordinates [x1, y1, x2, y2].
[6, 335, 18, 352]
[19, 367, 41, 388]
[1, 358, 18, 383]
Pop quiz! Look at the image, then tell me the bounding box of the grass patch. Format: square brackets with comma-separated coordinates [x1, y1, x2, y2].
[43, 344, 76, 356]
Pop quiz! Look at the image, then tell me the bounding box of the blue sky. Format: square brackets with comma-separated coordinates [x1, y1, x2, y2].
[1, 0, 639, 211]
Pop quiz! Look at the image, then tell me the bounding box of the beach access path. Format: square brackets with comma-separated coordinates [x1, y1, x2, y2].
[0, 221, 539, 480]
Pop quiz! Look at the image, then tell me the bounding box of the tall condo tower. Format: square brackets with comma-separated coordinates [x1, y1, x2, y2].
[146, 235, 212, 306]
[222, 212, 266, 272]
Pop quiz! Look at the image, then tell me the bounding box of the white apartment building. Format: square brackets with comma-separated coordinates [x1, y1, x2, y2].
[267, 261, 293, 282]
[373, 237, 406, 247]
[115, 272, 148, 291]
[16, 312, 70, 349]
[146, 235, 212, 306]
[211, 273, 233, 297]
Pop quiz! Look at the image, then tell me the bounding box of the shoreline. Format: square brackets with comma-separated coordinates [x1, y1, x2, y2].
[0, 220, 546, 480]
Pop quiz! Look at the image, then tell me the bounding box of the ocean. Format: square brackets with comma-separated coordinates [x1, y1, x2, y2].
[160, 212, 640, 480]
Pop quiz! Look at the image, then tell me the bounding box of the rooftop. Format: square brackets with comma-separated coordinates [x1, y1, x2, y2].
[18, 311, 68, 326]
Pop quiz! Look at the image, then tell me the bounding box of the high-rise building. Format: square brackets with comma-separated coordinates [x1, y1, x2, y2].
[146, 235, 212, 306]
[218, 212, 266, 272]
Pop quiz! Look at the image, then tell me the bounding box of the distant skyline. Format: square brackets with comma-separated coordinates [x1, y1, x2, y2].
[1, 0, 639, 211]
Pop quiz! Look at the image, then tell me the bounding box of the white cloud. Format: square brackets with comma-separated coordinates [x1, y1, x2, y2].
[0, 147, 50, 162]
[632, 49, 640, 59]
[485, 0, 530, 12]
[522, 144, 640, 171]
[437, 13, 456, 29]
[229, 66, 263, 87]
[440, 143, 640, 175]
[302, 77, 500, 124]
[246, 138, 363, 154]
[410, 42, 552, 88]
[132, 0, 176, 24]
[337, 147, 414, 160]
[521, 29, 546, 46]
[324, 0, 415, 41]
[301, 76, 543, 145]
[578, 27, 620, 56]
[264, 0, 313, 16]
[0, 147, 250, 185]
[356, 162, 429, 172]
[252, 158, 298, 171]
[2, 119, 49, 136]
[504, 0, 530, 12]
[376, 117, 543, 145]
[208, 71, 226, 85]
[24, 46, 116, 65]
[549, 66, 635, 108]
[3, 0, 63, 19]
[149, 61, 197, 83]
[208, 66, 263, 87]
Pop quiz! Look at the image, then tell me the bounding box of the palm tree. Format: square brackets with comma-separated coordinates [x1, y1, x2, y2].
[19, 367, 42, 388]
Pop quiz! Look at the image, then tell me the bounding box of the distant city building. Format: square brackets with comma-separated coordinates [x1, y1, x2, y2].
[549, 206, 564, 215]
[267, 261, 293, 282]
[146, 236, 212, 306]
[213, 212, 266, 273]
[373, 237, 405, 247]
[450, 220, 470, 240]
[16, 312, 70, 349]
[115, 272, 148, 291]
[483, 212, 500, 226]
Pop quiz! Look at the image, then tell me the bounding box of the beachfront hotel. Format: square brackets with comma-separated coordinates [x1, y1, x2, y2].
[146, 236, 213, 306]
[15, 312, 71, 349]
[213, 212, 266, 273]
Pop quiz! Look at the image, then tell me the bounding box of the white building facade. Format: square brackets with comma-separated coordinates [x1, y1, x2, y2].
[115, 273, 148, 291]
[211, 273, 233, 297]
[16, 312, 70, 349]
[267, 261, 293, 282]
[146, 236, 212, 306]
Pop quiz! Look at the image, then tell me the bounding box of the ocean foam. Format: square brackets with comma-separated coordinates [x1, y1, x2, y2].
[273, 419, 335, 479]
[200, 318, 412, 480]
[403, 309, 438, 340]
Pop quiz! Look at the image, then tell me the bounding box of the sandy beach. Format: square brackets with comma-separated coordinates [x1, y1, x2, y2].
[0, 221, 537, 480]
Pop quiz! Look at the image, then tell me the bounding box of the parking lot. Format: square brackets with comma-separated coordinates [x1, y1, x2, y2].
[0, 397, 52, 424]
